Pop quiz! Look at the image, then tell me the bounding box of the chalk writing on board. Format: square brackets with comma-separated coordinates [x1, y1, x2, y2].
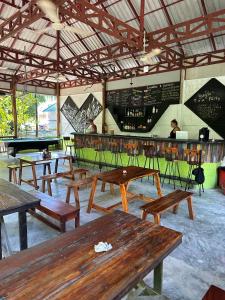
[106, 82, 180, 132]
[185, 78, 225, 139]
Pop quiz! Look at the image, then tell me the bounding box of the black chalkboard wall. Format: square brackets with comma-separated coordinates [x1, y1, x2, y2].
[106, 82, 180, 132]
[185, 78, 225, 139]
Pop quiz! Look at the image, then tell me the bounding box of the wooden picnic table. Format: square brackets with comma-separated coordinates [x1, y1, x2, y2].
[88, 166, 162, 213]
[0, 179, 40, 259]
[0, 210, 182, 300]
[18, 152, 73, 189]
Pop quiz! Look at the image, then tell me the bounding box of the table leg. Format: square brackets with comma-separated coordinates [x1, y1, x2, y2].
[43, 164, 47, 175]
[55, 158, 59, 173]
[68, 156, 73, 173]
[187, 196, 194, 220]
[153, 261, 163, 294]
[18, 160, 23, 185]
[87, 177, 98, 213]
[120, 184, 128, 212]
[154, 173, 163, 197]
[19, 211, 28, 251]
[47, 163, 51, 175]
[31, 164, 38, 190]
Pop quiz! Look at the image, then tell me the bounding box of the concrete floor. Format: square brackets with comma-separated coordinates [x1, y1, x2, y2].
[1, 152, 225, 300]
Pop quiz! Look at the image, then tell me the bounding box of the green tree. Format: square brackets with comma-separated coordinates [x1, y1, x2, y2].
[0, 93, 46, 136]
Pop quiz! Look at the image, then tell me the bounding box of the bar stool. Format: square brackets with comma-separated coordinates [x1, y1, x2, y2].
[143, 144, 161, 184]
[109, 141, 123, 167]
[125, 143, 140, 166]
[184, 149, 204, 196]
[74, 137, 85, 165]
[63, 136, 75, 156]
[92, 140, 107, 171]
[162, 147, 182, 189]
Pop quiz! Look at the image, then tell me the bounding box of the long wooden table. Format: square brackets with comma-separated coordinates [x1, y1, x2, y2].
[0, 179, 40, 259]
[88, 166, 162, 213]
[18, 153, 73, 189]
[0, 211, 182, 300]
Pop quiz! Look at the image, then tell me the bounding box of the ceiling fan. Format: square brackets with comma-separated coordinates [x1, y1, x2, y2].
[139, 31, 162, 64]
[36, 0, 92, 36]
[46, 73, 67, 83]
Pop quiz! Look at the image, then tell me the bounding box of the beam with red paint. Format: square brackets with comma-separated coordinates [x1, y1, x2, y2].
[148, 9, 225, 48]
[13, 9, 225, 83]
[60, 48, 225, 88]
[61, 0, 141, 47]
[0, 0, 44, 43]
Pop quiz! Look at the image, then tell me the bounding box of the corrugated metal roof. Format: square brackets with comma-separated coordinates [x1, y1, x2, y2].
[0, 0, 224, 80]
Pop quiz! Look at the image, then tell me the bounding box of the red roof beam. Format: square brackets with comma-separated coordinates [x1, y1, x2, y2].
[60, 0, 141, 47]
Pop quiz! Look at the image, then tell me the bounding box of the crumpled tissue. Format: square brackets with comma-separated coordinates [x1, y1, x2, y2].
[94, 241, 112, 253]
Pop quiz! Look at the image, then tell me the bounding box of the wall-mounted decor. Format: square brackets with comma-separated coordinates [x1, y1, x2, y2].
[106, 82, 180, 132]
[185, 78, 225, 139]
[61, 94, 102, 133]
[60, 96, 79, 130]
[74, 94, 102, 132]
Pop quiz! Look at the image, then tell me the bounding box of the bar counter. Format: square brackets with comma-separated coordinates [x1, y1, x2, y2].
[72, 133, 225, 163]
[71, 133, 225, 189]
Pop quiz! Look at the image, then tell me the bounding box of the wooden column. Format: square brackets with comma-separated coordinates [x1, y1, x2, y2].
[35, 96, 38, 137]
[102, 78, 107, 134]
[56, 82, 61, 137]
[56, 31, 61, 137]
[11, 78, 17, 138]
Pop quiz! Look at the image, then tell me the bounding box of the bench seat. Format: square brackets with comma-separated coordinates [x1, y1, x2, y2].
[66, 177, 93, 205]
[140, 189, 194, 224]
[29, 190, 80, 232]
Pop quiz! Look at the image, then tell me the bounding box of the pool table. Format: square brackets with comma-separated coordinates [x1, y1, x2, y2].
[2, 138, 61, 157]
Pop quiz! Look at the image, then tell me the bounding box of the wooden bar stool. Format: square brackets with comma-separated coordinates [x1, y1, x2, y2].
[143, 144, 161, 183]
[92, 140, 107, 171]
[162, 147, 182, 189]
[63, 136, 75, 156]
[125, 143, 140, 166]
[184, 149, 204, 196]
[109, 141, 123, 167]
[74, 137, 85, 164]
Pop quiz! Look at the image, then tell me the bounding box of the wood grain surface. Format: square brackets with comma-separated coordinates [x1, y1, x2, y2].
[0, 211, 182, 300]
[0, 179, 40, 214]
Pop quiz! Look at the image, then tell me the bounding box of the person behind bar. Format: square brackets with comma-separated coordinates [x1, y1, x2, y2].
[169, 119, 180, 139]
[89, 119, 97, 134]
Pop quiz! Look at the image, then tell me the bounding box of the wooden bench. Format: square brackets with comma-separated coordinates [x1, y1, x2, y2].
[28, 190, 80, 233]
[202, 285, 225, 300]
[41, 168, 88, 196]
[66, 177, 93, 205]
[140, 189, 194, 224]
[8, 161, 51, 184]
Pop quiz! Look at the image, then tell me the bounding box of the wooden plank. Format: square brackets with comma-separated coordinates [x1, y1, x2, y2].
[0, 211, 182, 300]
[97, 166, 159, 185]
[0, 179, 40, 215]
[141, 190, 193, 214]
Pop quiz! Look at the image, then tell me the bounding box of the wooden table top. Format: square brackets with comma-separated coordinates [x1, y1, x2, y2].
[97, 166, 159, 185]
[0, 210, 182, 300]
[0, 179, 40, 215]
[19, 152, 71, 164]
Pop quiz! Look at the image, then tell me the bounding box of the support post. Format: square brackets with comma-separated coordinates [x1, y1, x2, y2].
[11, 78, 17, 138]
[56, 82, 60, 137]
[102, 78, 107, 134]
[140, 0, 145, 33]
[56, 31, 61, 137]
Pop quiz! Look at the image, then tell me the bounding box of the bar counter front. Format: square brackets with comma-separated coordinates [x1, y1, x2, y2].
[72, 133, 225, 189]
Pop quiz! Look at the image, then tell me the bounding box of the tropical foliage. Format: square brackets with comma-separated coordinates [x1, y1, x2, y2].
[0, 93, 45, 136]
